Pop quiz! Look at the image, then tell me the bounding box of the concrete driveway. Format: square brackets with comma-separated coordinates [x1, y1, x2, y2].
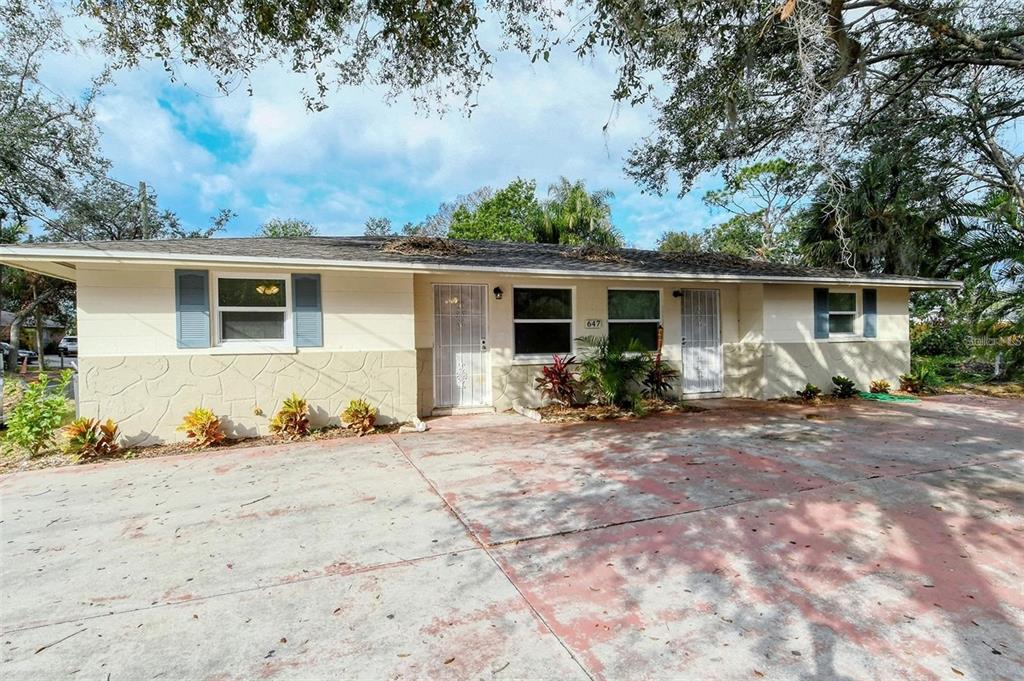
[2, 396, 1022, 680]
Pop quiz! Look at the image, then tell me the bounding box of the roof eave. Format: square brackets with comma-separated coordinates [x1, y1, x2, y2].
[0, 247, 962, 289]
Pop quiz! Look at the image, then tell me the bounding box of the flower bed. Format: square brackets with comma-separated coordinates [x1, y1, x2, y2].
[0, 423, 403, 475]
[535, 399, 704, 423]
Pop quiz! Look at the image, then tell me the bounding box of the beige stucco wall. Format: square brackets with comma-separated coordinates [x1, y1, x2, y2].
[414, 276, 912, 410]
[76, 265, 415, 356]
[728, 283, 766, 399]
[761, 284, 911, 397]
[763, 284, 909, 343]
[75, 265, 417, 444]
[413, 272, 750, 414]
[74, 262, 914, 438]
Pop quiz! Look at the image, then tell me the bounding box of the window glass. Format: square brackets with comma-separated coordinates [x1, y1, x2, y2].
[828, 292, 856, 313]
[218, 278, 286, 307]
[608, 322, 659, 350]
[827, 291, 857, 335]
[829, 314, 855, 334]
[218, 277, 288, 342]
[514, 322, 572, 355]
[221, 311, 286, 340]
[608, 290, 659, 320]
[608, 290, 660, 351]
[514, 288, 572, 320]
[513, 288, 572, 355]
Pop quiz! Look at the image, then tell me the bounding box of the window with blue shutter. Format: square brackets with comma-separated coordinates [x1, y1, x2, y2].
[292, 274, 322, 347]
[813, 288, 829, 339]
[863, 288, 877, 338]
[176, 270, 210, 348]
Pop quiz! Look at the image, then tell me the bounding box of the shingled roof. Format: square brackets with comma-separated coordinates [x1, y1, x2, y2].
[0, 235, 959, 288]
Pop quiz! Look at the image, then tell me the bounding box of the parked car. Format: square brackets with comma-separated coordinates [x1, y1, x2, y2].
[57, 335, 78, 357]
[0, 342, 39, 365]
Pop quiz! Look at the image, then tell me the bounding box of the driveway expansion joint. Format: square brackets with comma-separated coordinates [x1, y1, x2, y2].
[475, 453, 1024, 551]
[386, 434, 597, 681]
[0, 546, 485, 636]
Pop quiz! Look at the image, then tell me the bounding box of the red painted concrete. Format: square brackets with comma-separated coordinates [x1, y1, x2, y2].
[2, 395, 1021, 679]
[397, 396, 1024, 679]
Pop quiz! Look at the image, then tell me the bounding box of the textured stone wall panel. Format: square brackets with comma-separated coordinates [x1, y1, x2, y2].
[78, 351, 417, 445]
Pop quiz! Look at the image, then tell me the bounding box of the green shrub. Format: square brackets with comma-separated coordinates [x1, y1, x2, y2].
[911, 321, 970, 357]
[269, 393, 311, 439]
[629, 395, 649, 417]
[642, 357, 680, 400]
[177, 407, 227, 449]
[831, 375, 857, 399]
[4, 370, 74, 457]
[869, 379, 891, 394]
[795, 383, 822, 401]
[63, 417, 120, 461]
[576, 335, 651, 407]
[899, 364, 941, 394]
[341, 399, 377, 436]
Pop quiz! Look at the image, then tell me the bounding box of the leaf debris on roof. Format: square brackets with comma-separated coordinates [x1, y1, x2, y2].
[561, 245, 629, 263]
[379, 236, 471, 257]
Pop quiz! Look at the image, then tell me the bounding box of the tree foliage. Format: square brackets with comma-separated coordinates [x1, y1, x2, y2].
[80, 2, 1023, 198]
[401, 186, 494, 237]
[1, 1, 109, 225]
[656, 231, 703, 253]
[260, 218, 318, 238]
[448, 179, 539, 242]
[537, 178, 622, 247]
[363, 216, 394, 236]
[82, 0, 554, 112]
[46, 179, 232, 241]
[1, 220, 73, 359]
[800, 149, 957, 276]
[702, 160, 812, 261]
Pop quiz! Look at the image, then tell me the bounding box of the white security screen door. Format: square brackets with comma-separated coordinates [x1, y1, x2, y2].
[433, 284, 490, 407]
[680, 289, 723, 393]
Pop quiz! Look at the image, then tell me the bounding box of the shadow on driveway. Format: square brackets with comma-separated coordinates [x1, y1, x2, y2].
[2, 396, 1021, 679]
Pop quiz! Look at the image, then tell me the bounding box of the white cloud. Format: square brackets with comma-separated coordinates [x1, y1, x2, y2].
[38, 11, 723, 242]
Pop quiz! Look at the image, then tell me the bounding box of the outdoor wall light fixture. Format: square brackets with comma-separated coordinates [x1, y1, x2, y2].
[493, 286, 504, 300]
[672, 289, 683, 298]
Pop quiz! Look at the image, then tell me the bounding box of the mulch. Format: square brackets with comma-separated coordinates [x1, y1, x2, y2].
[536, 399, 705, 423]
[939, 382, 1024, 400]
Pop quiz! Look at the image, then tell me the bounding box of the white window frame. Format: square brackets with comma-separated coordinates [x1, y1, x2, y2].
[827, 288, 859, 338]
[213, 272, 293, 348]
[512, 285, 576, 362]
[607, 287, 663, 351]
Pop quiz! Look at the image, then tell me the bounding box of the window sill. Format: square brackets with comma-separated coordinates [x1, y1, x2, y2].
[819, 336, 865, 343]
[210, 344, 298, 355]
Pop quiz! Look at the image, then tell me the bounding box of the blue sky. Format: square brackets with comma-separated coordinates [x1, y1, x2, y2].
[44, 24, 727, 248]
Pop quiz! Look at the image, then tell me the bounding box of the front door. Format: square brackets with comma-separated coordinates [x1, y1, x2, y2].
[680, 289, 723, 394]
[433, 284, 490, 408]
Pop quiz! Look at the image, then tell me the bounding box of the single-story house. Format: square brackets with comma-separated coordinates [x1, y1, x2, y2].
[0, 236, 958, 444]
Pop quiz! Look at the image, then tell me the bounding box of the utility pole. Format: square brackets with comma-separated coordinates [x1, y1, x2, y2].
[139, 181, 149, 239]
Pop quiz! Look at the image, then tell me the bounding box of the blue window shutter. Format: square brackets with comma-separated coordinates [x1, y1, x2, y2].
[175, 270, 210, 348]
[292, 274, 322, 347]
[813, 288, 829, 339]
[863, 288, 877, 338]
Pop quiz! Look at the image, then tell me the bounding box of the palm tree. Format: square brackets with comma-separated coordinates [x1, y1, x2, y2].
[958, 192, 1023, 320]
[535, 178, 623, 247]
[799, 153, 957, 276]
